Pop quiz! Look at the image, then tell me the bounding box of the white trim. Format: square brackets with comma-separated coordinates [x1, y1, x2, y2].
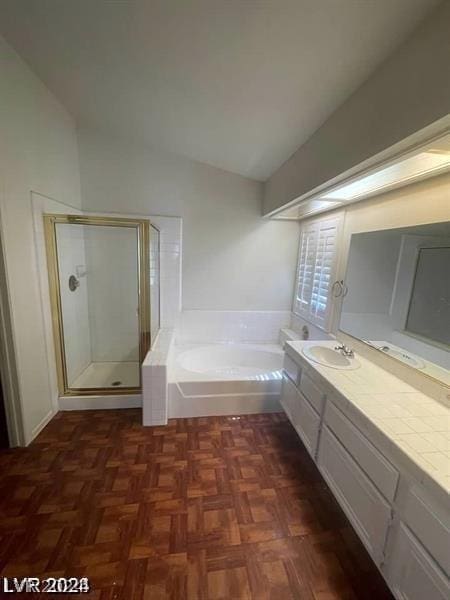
[59, 394, 142, 411]
[30, 409, 54, 439]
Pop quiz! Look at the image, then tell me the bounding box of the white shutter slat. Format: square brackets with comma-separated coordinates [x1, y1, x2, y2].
[293, 215, 341, 331]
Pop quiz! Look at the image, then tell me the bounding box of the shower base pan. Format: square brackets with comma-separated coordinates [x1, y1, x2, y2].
[58, 362, 142, 410]
[71, 361, 140, 389]
[59, 361, 142, 410]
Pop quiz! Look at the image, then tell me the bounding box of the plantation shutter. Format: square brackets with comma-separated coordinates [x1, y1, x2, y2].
[293, 215, 341, 331]
[294, 222, 317, 315]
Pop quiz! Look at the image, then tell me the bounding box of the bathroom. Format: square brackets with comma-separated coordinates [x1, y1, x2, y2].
[0, 1, 448, 598]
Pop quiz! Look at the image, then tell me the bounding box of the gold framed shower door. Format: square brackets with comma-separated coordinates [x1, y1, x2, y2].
[44, 214, 152, 396]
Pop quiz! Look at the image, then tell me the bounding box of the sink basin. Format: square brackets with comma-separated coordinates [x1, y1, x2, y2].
[302, 345, 360, 370]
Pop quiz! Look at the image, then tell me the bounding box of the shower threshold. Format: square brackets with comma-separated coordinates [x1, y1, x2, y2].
[70, 361, 140, 389]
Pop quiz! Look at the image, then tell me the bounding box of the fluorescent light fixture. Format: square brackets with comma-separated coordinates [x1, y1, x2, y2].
[272, 200, 342, 220]
[271, 131, 450, 221]
[296, 199, 342, 218]
[320, 151, 450, 202]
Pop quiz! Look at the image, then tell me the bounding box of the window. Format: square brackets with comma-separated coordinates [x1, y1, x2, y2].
[293, 215, 342, 331]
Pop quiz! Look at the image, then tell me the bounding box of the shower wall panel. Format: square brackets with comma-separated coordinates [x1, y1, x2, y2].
[85, 225, 140, 363]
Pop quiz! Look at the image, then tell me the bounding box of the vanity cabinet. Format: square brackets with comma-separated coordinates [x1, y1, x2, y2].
[385, 522, 449, 600]
[280, 375, 321, 458]
[281, 346, 449, 600]
[317, 426, 392, 563]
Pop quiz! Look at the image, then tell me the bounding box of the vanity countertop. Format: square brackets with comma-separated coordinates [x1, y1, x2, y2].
[285, 340, 450, 505]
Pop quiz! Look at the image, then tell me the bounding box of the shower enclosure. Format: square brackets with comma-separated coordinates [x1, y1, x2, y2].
[44, 214, 160, 396]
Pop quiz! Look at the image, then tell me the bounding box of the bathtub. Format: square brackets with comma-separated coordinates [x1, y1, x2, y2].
[168, 343, 284, 418]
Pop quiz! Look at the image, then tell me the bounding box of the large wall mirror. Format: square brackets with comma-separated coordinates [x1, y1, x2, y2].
[340, 222, 450, 387]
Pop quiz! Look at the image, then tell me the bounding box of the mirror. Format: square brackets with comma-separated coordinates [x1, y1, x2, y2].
[340, 222, 450, 386]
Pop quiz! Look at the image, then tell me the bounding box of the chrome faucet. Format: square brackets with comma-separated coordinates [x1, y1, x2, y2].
[334, 342, 354, 358]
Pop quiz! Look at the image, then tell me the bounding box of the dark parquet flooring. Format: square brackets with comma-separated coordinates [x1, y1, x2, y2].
[0, 410, 394, 599]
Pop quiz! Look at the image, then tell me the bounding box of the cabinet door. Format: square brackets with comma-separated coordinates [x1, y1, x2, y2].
[386, 522, 449, 600]
[280, 374, 295, 422]
[318, 426, 392, 563]
[290, 388, 321, 458]
[402, 486, 449, 574]
[280, 375, 321, 458]
[283, 353, 301, 387]
[324, 401, 399, 502]
[299, 371, 325, 414]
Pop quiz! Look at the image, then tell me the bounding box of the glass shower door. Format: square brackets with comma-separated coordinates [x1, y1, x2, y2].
[44, 215, 151, 395]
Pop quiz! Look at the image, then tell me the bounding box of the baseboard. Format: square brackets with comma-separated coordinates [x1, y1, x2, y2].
[29, 408, 55, 443]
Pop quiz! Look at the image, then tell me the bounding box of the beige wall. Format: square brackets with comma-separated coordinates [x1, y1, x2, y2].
[78, 127, 300, 311]
[0, 35, 81, 443]
[263, 1, 450, 215]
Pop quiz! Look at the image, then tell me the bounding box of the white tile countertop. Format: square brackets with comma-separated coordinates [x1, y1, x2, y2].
[285, 341, 450, 505]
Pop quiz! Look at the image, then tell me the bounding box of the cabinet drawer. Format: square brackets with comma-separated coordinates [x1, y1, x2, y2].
[324, 401, 399, 501]
[403, 486, 449, 574]
[281, 375, 321, 458]
[318, 426, 392, 563]
[283, 353, 301, 387]
[387, 522, 448, 600]
[299, 371, 325, 415]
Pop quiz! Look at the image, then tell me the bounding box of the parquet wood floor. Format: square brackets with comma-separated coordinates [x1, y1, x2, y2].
[0, 410, 394, 599]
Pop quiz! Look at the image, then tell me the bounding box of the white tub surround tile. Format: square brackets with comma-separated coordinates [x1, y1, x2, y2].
[148, 216, 182, 329]
[278, 328, 302, 348]
[285, 341, 450, 504]
[142, 329, 174, 426]
[290, 313, 334, 341]
[177, 310, 291, 344]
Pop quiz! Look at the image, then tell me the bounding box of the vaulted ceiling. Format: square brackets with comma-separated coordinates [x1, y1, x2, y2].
[0, 0, 440, 180]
